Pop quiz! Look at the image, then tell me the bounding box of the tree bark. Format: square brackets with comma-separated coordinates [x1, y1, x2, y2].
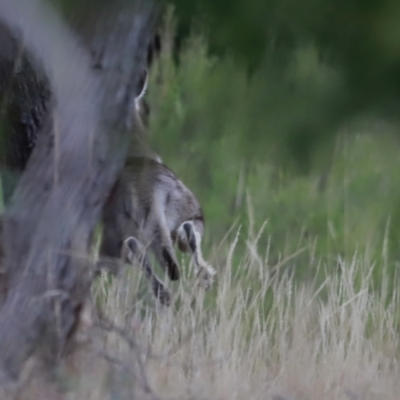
[0, 21, 50, 205]
[0, 0, 158, 382]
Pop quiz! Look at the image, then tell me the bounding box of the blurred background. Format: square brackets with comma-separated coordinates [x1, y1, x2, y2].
[144, 1, 400, 292]
[12, 0, 400, 291]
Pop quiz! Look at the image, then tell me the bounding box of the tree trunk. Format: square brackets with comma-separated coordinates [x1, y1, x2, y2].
[0, 0, 158, 382]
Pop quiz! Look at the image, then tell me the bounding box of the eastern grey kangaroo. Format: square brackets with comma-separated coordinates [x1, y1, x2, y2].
[98, 72, 216, 305]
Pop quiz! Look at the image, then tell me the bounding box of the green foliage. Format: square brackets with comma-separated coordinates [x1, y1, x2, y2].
[165, 0, 400, 97]
[148, 19, 400, 291]
[157, 0, 400, 171]
[7, 2, 400, 294]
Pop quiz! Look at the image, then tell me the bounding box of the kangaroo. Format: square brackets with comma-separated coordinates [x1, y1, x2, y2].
[98, 72, 216, 305]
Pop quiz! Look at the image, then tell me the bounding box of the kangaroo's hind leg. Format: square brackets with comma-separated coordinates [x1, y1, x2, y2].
[124, 237, 171, 306]
[176, 221, 216, 289]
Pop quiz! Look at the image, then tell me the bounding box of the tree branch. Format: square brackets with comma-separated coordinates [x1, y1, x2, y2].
[0, 0, 158, 381]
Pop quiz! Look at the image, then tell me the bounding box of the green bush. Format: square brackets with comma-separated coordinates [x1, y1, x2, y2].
[148, 19, 400, 291]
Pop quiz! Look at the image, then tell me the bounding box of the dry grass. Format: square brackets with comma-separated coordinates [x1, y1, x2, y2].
[56, 229, 400, 400]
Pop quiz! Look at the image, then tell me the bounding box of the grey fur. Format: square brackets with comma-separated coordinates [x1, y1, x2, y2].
[124, 236, 171, 306]
[99, 157, 216, 305]
[97, 70, 216, 305]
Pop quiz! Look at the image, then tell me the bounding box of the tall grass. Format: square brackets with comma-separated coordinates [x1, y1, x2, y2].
[62, 230, 400, 400]
[62, 17, 400, 397]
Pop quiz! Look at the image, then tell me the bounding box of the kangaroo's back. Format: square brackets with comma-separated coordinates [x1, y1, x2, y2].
[120, 157, 203, 235]
[98, 69, 214, 291]
[100, 157, 203, 261]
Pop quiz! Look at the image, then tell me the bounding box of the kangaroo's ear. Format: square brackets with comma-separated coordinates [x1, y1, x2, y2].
[125, 236, 137, 252]
[123, 236, 140, 263]
[177, 220, 201, 254]
[134, 69, 149, 112]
